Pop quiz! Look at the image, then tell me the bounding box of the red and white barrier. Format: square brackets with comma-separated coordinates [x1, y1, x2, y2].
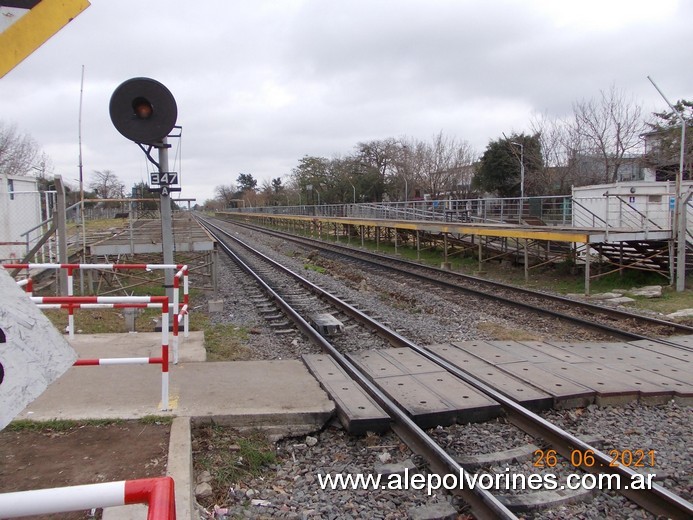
[172, 265, 189, 363]
[7, 263, 189, 342]
[0, 476, 176, 519]
[15, 276, 33, 296]
[30, 295, 171, 410]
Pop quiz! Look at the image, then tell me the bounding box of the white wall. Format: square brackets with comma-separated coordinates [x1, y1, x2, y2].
[571, 180, 693, 230]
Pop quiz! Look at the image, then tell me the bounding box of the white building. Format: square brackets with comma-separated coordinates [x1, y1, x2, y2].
[571, 180, 692, 232]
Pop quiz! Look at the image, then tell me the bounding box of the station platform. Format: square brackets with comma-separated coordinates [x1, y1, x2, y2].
[218, 210, 675, 285]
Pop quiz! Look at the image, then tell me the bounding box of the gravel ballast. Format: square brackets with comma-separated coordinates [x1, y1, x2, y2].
[194, 219, 691, 519]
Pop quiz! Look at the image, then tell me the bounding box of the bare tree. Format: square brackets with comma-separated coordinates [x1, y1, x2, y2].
[529, 113, 582, 194]
[214, 183, 238, 206]
[0, 121, 44, 177]
[572, 85, 645, 183]
[397, 132, 476, 199]
[88, 170, 125, 199]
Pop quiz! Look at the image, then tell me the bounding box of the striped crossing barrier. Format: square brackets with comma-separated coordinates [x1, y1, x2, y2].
[30, 295, 171, 410]
[6, 263, 189, 341]
[0, 476, 176, 519]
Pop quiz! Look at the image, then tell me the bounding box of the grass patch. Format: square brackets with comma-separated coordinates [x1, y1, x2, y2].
[303, 263, 327, 274]
[139, 415, 175, 426]
[7, 418, 125, 432]
[203, 322, 252, 361]
[630, 289, 693, 315]
[42, 308, 160, 334]
[477, 321, 542, 341]
[357, 240, 693, 314]
[193, 424, 276, 506]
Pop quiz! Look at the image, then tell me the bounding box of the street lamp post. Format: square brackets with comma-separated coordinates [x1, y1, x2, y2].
[510, 141, 525, 216]
[401, 144, 409, 204]
[349, 181, 356, 204]
[510, 141, 525, 199]
[648, 76, 687, 292]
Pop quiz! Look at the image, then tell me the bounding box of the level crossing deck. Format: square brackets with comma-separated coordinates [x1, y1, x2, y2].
[308, 338, 693, 433]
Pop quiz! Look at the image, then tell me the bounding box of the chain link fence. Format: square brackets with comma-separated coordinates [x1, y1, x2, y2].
[0, 190, 55, 263]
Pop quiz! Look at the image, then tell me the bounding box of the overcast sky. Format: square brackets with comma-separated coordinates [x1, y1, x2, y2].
[1, 0, 691, 204]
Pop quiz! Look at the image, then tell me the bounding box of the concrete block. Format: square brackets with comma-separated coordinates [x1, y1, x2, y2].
[208, 299, 224, 313]
[408, 502, 458, 520]
[122, 308, 141, 332]
[310, 313, 344, 336]
[628, 285, 662, 298]
[374, 459, 417, 476]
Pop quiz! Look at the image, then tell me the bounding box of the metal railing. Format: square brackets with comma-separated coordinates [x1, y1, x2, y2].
[226, 195, 679, 234]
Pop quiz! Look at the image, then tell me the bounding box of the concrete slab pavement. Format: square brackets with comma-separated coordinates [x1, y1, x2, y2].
[17, 332, 334, 427]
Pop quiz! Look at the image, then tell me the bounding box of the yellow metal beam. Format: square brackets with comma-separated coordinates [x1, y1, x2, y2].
[220, 212, 592, 244]
[0, 0, 91, 79]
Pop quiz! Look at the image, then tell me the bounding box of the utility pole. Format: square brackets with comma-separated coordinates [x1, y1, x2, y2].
[648, 76, 687, 292]
[54, 176, 68, 295]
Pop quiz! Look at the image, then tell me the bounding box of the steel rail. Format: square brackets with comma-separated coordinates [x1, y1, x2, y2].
[202, 216, 693, 520]
[199, 217, 517, 520]
[223, 217, 693, 348]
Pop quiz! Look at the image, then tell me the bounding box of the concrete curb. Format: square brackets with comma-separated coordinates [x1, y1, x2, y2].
[102, 416, 193, 520]
[167, 417, 194, 520]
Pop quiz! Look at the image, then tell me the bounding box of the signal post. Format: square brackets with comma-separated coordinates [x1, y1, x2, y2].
[109, 78, 180, 321]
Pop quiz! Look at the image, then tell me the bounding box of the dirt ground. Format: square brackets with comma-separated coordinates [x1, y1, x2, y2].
[0, 420, 171, 519]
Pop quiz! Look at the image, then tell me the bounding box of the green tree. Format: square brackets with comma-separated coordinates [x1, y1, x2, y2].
[130, 181, 159, 210]
[291, 156, 331, 204]
[260, 177, 286, 205]
[236, 173, 257, 193]
[473, 134, 542, 197]
[353, 139, 399, 201]
[271, 177, 283, 193]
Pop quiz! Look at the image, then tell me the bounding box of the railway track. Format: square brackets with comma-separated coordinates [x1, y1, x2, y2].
[197, 215, 693, 520]
[218, 215, 693, 348]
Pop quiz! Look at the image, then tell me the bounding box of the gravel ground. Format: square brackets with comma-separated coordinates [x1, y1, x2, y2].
[196, 427, 467, 519]
[204, 219, 603, 361]
[195, 219, 691, 519]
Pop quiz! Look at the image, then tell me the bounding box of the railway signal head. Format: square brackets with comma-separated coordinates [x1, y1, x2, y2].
[109, 77, 177, 144]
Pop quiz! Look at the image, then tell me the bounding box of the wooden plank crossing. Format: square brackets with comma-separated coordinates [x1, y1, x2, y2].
[425, 344, 554, 410]
[445, 339, 692, 405]
[303, 338, 692, 433]
[492, 361, 595, 409]
[628, 339, 693, 363]
[302, 354, 390, 434]
[347, 349, 501, 428]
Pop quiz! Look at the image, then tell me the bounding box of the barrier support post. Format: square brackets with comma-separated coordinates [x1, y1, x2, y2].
[161, 302, 170, 411]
